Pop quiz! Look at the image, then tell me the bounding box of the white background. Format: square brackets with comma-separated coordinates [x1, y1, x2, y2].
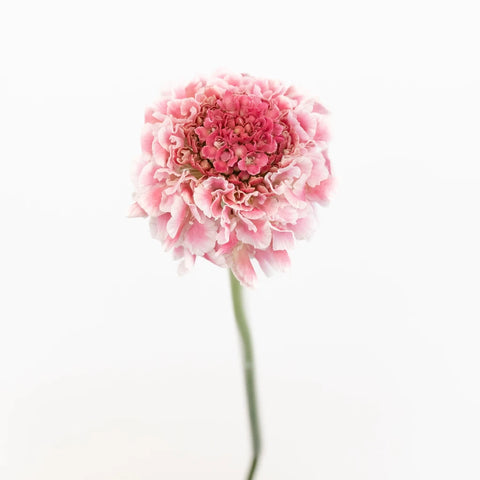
[1, 0, 479, 478]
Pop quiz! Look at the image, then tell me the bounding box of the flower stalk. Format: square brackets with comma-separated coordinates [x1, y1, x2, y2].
[229, 270, 262, 480]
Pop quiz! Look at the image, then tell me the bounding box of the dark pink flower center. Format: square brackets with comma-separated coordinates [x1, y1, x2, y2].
[181, 92, 296, 191]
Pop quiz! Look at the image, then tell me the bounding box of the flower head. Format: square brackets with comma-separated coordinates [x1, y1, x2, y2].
[129, 73, 333, 286]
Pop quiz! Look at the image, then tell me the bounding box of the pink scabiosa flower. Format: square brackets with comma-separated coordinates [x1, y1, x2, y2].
[129, 73, 333, 286]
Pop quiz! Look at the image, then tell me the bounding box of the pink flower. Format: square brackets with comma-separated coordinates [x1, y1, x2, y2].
[129, 73, 333, 286]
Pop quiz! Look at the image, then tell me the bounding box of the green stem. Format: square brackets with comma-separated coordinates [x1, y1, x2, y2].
[229, 270, 262, 480]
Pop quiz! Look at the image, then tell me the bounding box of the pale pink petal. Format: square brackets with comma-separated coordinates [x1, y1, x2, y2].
[193, 176, 234, 218]
[307, 151, 330, 187]
[130, 153, 150, 187]
[166, 196, 188, 238]
[203, 251, 227, 268]
[230, 246, 257, 287]
[140, 125, 154, 154]
[127, 202, 147, 218]
[287, 111, 311, 142]
[255, 248, 290, 276]
[138, 162, 159, 188]
[172, 246, 184, 261]
[271, 228, 295, 251]
[313, 114, 331, 142]
[152, 140, 169, 166]
[290, 212, 316, 240]
[236, 218, 272, 249]
[149, 214, 170, 243]
[193, 180, 220, 217]
[283, 187, 307, 209]
[178, 249, 196, 275]
[183, 219, 217, 256]
[241, 208, 267, 221]
[296, 110, 316, 139]
[307, 177, 335, 205]
[137, 185, 163, 216]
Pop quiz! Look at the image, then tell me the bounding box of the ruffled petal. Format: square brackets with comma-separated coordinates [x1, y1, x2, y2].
[183, 219, 218, 256]
[255, 248, 290, 276]
[230, 246, 257, 287]
[235, 218, 272, 250]
[166, 196, 188, 239]
[127, 202, 147, 218]
[271, 228, 295, 251]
